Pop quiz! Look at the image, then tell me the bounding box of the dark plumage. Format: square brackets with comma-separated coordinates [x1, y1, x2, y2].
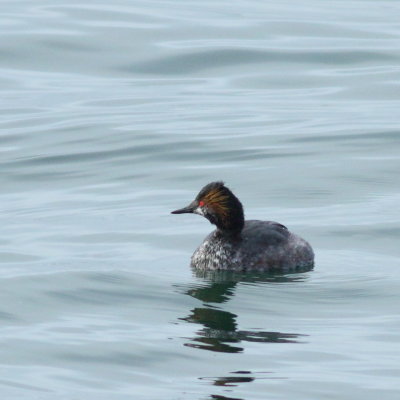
[172, 181, 314, 272]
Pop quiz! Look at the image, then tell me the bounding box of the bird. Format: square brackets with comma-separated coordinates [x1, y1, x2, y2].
[171, 181, 314, 272]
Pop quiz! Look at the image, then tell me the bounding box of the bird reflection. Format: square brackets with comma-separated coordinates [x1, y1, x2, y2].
[199, 370, 285, 400]
[200, 375, 255, 386]
[179, 269, 308, 353]
[210, 394, 244, 400]
[210, 395, 244, 400]
[176, 269, 310, 399]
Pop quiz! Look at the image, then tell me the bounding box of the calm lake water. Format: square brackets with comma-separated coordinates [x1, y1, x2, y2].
[1, 1, 400, 399]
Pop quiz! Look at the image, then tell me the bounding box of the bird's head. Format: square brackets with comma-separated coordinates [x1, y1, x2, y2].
[171, 181, 244, 234]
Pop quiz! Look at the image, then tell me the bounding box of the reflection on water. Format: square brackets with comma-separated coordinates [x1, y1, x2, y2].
[210, 394, 244, 400]
[202, 371, 286, 400]
[181, 269, 308, 351]
[193, 268, 313, 284]
[177, 269, 309, 396]
[204, 375, 255, 386]
[181, 304, 304, 353]
[200, 370, 285, 387]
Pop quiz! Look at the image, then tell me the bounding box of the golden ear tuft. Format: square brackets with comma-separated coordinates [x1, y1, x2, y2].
[203, 188, 230, 217]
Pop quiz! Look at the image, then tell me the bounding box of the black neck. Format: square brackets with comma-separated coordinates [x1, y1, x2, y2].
[214, 197, 244, 234]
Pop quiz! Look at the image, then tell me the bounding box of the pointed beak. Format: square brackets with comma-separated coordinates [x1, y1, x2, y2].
[171, 202, 196, 214]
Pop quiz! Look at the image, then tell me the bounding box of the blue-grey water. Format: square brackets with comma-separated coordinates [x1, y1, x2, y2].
[1, 1, 400, 399]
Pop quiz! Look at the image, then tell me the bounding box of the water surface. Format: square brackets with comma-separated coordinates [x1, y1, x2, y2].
[0, 1, 400, 399]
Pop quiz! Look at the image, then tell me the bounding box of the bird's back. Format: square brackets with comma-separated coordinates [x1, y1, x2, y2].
[191, 220, 314, 272]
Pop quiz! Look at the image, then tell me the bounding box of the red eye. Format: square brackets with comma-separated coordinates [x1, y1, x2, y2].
[199, 200, 205, 207]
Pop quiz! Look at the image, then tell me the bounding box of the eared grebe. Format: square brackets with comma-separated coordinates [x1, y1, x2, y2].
[171, 181, 314, 272]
